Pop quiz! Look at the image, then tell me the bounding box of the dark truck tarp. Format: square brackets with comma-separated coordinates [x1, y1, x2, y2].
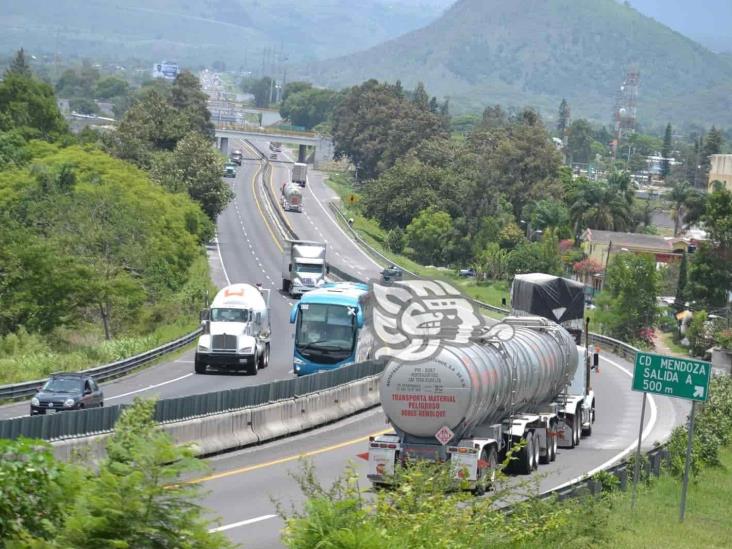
[510, 273, 585, 324]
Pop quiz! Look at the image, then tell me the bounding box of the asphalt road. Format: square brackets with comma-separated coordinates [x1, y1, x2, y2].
[197, 352, 689, 548]
[0, 146, 297, 419]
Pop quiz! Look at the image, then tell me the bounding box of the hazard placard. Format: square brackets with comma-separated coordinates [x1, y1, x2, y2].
[435, 425, 455, 446]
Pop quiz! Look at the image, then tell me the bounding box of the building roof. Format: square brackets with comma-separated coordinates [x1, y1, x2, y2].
[581, 229, 688, 252]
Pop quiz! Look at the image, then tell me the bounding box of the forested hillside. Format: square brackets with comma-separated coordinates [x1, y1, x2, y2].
[0, 0, 449, 66]
[302, 0, 732, 126]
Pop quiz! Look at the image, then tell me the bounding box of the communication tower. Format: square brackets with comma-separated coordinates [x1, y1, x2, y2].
[610, 68, 640, 158]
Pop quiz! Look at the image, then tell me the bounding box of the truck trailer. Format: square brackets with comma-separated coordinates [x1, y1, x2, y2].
[281, 181, 303, 212]
[195, 284, 271, 375]
[281, 240, 328, 297]
[292, 163, 308, 187]
[367, 275, 597, 491]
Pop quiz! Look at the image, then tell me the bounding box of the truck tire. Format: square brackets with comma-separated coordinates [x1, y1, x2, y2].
[282, 279, 290, 293]
[531, 432, 540, 470]
[194, 357, 206, 374]
[539, 431, 551, 465]
[250, 354, 259, 375]
[550, 425, 558, 462]
[514, 435, 533, 475]
[581, 403, 595, 437]
[259, 345, 270, 369]
[573, 416, 581, 446]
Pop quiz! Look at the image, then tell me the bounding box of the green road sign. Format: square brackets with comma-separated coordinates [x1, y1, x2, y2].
[632, 352, 711, 402]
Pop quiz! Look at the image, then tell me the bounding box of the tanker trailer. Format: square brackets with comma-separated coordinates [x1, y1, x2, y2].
[367, 316, 596, 491]
[281, 181, 303, 212]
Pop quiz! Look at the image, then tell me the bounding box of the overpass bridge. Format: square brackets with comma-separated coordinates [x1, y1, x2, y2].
[215, 126, 334, 166]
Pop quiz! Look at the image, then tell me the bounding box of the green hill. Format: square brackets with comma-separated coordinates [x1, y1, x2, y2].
[302, 0, 732, 127]
[0, 0, 450, 67]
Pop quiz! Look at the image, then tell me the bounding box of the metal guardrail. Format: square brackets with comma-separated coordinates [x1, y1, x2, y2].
[0, 329, 201, 403]
[0, 360, 385, 441]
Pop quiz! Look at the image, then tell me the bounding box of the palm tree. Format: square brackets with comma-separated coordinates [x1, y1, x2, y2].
[569, 178, 633, 233]
[667, 180, 690, 236]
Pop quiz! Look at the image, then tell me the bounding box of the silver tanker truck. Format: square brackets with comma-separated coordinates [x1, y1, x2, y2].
[367, 275, 597, 491]
[281, 181, 303, 212]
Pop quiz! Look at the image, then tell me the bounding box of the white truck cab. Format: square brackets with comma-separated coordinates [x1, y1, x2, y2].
[195, 284, 271, 375]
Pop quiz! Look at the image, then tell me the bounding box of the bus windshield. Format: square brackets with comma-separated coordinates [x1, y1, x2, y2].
[295, 303, 357, 355]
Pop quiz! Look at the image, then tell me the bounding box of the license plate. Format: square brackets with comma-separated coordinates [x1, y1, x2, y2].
[46, 408, 57, 414]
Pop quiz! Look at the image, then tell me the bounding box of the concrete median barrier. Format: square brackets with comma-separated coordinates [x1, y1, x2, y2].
[49, 377, 382, 463]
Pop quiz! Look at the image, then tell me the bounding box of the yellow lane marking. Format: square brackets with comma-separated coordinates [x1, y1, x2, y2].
[245, 146, 283, 253]
[189, 428, 392, 484]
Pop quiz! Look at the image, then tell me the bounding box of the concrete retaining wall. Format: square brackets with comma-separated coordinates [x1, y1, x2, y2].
[50, 376, 380, 464]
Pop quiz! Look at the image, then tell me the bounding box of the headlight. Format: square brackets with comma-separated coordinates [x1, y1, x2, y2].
[316, 278, 325, 286]
[238, 347, 253, 354]
[31, 397, 39, 407]
[198, 344, 210, 352]
[293, 357, 305, 365]
[63, 398, 76, 408]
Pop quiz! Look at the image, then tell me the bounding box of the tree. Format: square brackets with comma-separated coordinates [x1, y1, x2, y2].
[674, 252, 688, 312]
[667, 180, 691, 236]
[6, 48, 32, 77]
[69, 97, 99, 115]
[94, 76, 130, 99]
[171, 70, 215, 139]
[475, 242, 509, 280]
[279, 88, 339, 130]
[244, 76, 274, 108]
[661, 123, 672, 179]
[596, 253, 658, 343]
[0, 72, 68, 138]
[701, 126, 722, 186]
[405, 208, 453, 265]
[332, 80, 447, 181]
[152, 133, 233, 220]
[530, 199, 571, 238]
[282, 81, 312, 102]
[567, 177, 633, 233]
[557, 98, 570, 139]
[566, 119, 594, 164]
[506, 232, 561, 277]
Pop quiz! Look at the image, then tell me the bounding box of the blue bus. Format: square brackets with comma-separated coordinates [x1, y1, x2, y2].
[289, 282, 373, 375]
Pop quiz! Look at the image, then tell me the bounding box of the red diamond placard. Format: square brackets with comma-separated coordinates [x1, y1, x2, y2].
[435, 426, 455, 446]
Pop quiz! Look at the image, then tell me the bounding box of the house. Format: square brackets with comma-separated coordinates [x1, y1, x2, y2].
[708, 154, 732, 191]
[579, 229, 694, 291]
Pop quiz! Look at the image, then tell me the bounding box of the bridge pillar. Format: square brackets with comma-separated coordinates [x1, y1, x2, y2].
[298, 144, 307, 163]
[219, 137, 229, 155]
[313, 137, 335, 168]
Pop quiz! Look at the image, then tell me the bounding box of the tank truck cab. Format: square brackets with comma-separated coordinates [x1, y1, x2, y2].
[195, 284, 271, 375]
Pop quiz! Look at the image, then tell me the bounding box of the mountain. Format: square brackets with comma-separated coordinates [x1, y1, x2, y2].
[0, 0, 452, 67]
[620, 0, 732, 53]
[302, 0, 732, 127]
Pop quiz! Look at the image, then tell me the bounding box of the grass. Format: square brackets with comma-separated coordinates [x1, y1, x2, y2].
[593, 443, 732, 548]
[0, 253, 212, 386]
[659, 331, 690, 357]
[324, 172, 510, 318]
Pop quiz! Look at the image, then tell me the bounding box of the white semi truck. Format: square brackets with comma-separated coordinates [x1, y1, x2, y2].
[195, 284, 271, 375]
[292, 162, 307, 187]
[367, 275, 597, 491]
[281, 181, 303, 212]
[281, 240, 328, 297]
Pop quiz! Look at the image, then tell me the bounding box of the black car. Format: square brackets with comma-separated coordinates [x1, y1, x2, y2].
[458, 267, 476, 278]
[30, 373, 104, 415]
[230, 150, 243, 166]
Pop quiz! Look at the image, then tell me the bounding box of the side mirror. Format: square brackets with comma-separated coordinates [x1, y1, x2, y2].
[288, 263, 292, 272]
[289, 305, 298, 324]
[326, 265, 330, 275]
[593, 352, 600, 368]
[84, 388, 92, 396]
[356, 310, 364, 329]
[199, 309, 209, 321]
[201, 320, 210, 334]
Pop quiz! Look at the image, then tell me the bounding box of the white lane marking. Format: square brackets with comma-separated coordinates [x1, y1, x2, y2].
[209, 514, 278, 533]
[107, 373, 194, 401]
[215, 234, 232, 286]
[547, 356, 658, 492]
[303, 177, 382, 270]
[175, 360, 194, 364]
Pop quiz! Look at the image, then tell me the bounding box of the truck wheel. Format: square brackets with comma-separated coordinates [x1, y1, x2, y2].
[282, 279, 290, 293]
[194, 359, 206, 374]
[531, 432, 540, 470]
[250, 354, 259, 375]
[515, 435, 533, 475]
[582, 404, 595, 437]
[573, 417, 581, 446]
[260, 345, 270, 369]
[539, 431, 551, 465]
[550, 427, 558, 461]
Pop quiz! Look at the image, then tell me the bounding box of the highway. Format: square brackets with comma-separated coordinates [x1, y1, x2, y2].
[0, 128, 688, 548]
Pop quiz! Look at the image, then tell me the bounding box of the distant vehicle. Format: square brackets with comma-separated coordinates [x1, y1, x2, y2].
[292, 162, 308, 187]
[459, 267, 476, 278]
[224, 163, 236, 178]
[269, 142, 282, 152]
[270, 153, 278, 160]
[282, 240, 328, 297]
[281, 181, 303, 212]
[380, 265, 403, 284]
[30, 373, 104, 415]
[230, 150, 243, 166]
[289, 282, 372, 376]
[196, 284, 271, 375]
